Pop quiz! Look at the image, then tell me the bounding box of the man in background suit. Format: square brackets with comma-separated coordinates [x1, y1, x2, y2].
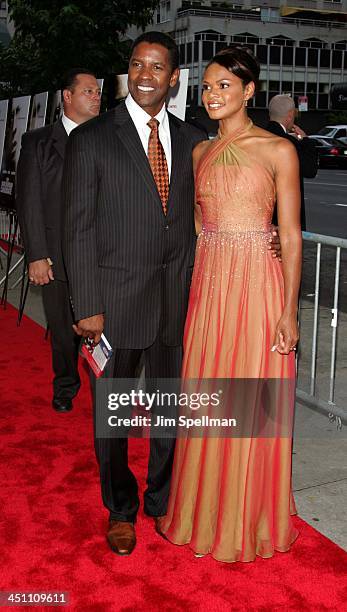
[16, 69, 101, 412]
[267, 94, 318, 230]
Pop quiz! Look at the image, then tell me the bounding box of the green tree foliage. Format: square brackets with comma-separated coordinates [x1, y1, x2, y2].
[0, 0, 158, 97]
[326, 111, 347, 125]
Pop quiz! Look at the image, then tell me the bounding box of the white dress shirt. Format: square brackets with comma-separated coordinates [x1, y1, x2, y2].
[125, 93, 172, 180]
[62, 113, 79, 136]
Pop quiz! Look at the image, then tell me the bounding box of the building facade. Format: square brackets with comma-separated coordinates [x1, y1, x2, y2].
[130, 0, 347, 110]
[0, 1, 13, 43]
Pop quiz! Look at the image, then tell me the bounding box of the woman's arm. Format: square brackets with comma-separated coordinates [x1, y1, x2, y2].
[273, 139, 302, 354]
[192, 141, 210, 235]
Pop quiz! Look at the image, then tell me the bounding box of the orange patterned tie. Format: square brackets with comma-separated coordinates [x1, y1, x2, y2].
[147, 118, 169, 215]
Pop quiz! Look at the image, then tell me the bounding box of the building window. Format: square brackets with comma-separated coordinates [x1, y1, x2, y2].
[269, 46, 281, 65]
[266, 35, 294, 47]
[159, 0, 171, 23]
[216, 42, 228, 54]
[282, 47, 294, 66]
[195, 30, 226, 42]
[308, 48, 319, 67]
[211, 1, 243, 7]
[332, 40, 347, 50]
[318, 94, 329, 109]
[320, 49, 331, 68]
[307, 81, 317, 93]
[295, 48, 307, 67]
[232, 32, 260, 45]
[300, 38, 327, 49]
[332, 49, 343, 69]
[0, 1, 7, 9]
[294, 82, 305, 93]
[186, 41, 199, 63]
[256, 45, 268, 64]
[203, 40, 215, 61]
[179, 44, 186, 65]
[282, 81, 293, 93]
[255, 91, 267, 107]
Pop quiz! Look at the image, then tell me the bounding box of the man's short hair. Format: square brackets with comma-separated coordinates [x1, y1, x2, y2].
[130, 31, 179, 72]
[61, 68, 97, 92]
[269, 94, 295, 120]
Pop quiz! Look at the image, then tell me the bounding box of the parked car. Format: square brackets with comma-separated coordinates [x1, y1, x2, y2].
[311, 125, 347, 145]
[308, 136, 347, 168]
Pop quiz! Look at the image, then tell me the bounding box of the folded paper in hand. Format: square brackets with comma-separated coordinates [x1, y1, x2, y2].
[81, 334, 113, 377]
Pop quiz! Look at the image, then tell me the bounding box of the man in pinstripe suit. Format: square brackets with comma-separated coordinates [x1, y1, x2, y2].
[63, 32, 205, 554]
[16, 70, 101, 413]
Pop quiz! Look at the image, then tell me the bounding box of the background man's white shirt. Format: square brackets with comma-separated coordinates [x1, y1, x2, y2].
[62, 113, 79, 136]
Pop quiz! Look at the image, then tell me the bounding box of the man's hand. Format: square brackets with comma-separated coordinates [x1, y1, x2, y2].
[268, 229, 282, 260]
[28, 259, 54, 285]
[73, 314, 104, 344]
[291, 124, 307, 140]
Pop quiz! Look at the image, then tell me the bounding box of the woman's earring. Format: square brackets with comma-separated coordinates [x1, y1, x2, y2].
[244, 99, 248, 107]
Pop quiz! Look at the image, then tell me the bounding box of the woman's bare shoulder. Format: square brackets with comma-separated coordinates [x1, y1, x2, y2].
[250, 126, 297, 168]
[251, 124, 283, 144]
[252, 125, 295, 150]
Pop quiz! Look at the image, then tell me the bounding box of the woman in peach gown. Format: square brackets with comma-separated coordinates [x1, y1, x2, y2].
[160, 46, 302, 562]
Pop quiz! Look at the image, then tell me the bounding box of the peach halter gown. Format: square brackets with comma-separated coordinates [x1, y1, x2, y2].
[161, 121, 298, 563]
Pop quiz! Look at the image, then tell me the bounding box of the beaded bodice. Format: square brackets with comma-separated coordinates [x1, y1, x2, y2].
[196, 121, 276, 234]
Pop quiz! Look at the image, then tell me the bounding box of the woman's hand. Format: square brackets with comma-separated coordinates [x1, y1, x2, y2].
[194, 203, 202, 235]
[272, 312, 299, 355]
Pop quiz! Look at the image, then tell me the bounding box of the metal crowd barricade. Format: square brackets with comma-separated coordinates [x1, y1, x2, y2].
[0, 208, 24, 287]
[297, 231, 347, 426]
[0, 208, 28, 321]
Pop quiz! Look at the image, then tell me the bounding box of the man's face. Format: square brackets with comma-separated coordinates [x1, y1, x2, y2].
[63, 74, 101, 124]
[128, 42, 179, 117]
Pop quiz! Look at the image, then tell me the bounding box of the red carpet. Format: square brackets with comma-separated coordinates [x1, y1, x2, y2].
[1, 304, 346, 611]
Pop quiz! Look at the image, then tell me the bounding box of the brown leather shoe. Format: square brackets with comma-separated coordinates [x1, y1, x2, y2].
[154, 516, 167, 540]
[106, 520, 136, 555]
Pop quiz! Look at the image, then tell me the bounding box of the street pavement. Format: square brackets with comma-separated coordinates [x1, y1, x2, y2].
[305, 168, 347, 239]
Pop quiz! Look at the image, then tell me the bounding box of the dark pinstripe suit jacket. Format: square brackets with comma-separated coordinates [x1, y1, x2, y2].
[62, 102, 205, 349]
[16, 120, 69, 281]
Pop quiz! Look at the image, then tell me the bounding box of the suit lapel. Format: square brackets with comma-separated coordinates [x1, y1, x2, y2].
[51, 119, 68, 159]
[113, 103, 163, 210]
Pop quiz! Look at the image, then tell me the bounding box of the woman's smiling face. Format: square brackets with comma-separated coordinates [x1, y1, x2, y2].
[202, 62, 254, 120]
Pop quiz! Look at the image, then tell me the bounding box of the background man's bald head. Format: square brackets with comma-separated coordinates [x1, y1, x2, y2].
[269, 95, 295, 121]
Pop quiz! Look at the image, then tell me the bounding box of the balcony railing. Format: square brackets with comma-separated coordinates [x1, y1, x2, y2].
[177, 8, 346, 29]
